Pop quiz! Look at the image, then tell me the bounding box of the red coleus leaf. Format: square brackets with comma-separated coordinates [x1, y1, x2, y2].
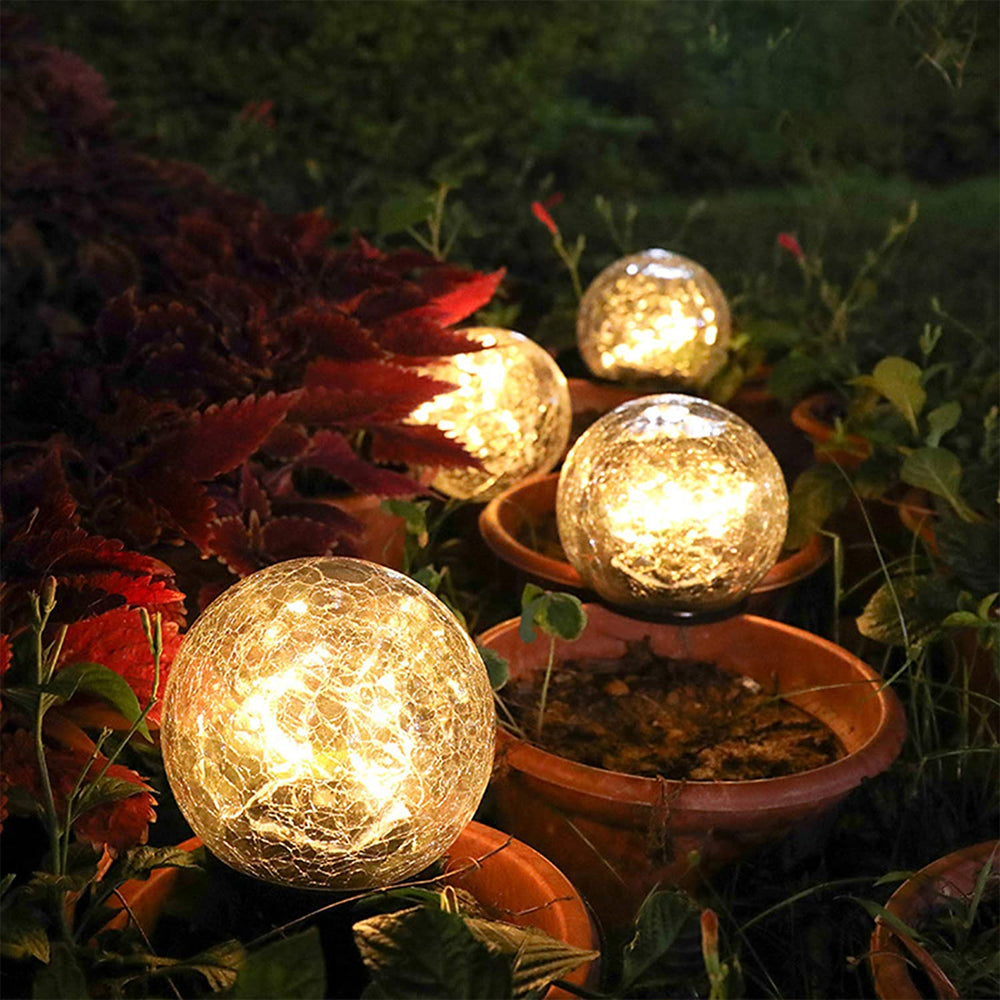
[0, 447, 78, 534]
[137, 392, 299, 483]
[58, 606, 181, 725]
[209, 516, 259, 578]
[0, 731, 155, 852]
[283, 304, 382, 360]
[289, 387, 398, 426]
[59, 572, 185, 620]
[260, 516, 347, 562]
[372, 312, 484, 359]
[301, 359, 456, 416]
[125, 470, 216, 552]
[238, 464, 271, 522]
[259, 422, 311, 460]
[74, 764, 156, 852]
[0, 634, 11, 678]
[420, 268, 505, 326]
[368, 424, 480, 469]
[296, 431, 425, 496]
[268, 499, 362, 534]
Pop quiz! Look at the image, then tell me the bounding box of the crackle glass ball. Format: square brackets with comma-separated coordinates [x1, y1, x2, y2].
[161, 557, 495, 889]
[577, 249, 730, 387]
[408, 327, 572, 502]
[556, 395, 787, 614]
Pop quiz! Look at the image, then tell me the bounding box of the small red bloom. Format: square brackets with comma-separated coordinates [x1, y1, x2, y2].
[778, 232, 805, 260]
[531, 200, 560, 237]
[238, 99, 275, 128]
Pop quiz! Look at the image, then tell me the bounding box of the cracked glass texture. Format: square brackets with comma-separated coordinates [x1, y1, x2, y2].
[161, 558, 495, 889]
[577, 249, 731, 387]
[408, 327, 572, 502]
[556, 395, 788, 613]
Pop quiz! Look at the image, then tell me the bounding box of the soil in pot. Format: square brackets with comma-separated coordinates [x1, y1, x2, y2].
[502, 637, 843, 781]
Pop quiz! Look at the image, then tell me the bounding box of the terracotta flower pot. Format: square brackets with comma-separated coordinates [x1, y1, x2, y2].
[790, 392, 871, 470]
[481, 604, 906, 931]
[107, 822, 597, 997]
[478, 472, 829, 621]
[869, 840, 999, 1000]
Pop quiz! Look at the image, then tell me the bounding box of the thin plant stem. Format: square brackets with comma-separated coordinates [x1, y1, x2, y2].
[535, 636, 556, 741]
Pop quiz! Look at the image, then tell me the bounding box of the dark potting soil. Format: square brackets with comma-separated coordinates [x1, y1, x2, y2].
[503, 637, 844, 780]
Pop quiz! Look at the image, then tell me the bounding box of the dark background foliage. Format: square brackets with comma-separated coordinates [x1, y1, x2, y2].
[16, 0, 998, 351]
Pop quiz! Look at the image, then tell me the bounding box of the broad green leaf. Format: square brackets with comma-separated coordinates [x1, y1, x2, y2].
[72, 775, 148, 820]
[377, 183, 435, 236]
[1, 909, 51, 963]
[33, 942, 87, 998]
[786, 464, 849, 550]
[462, 917, 597, 998]
[477, 647, 510, 691]
[856, 575, 962, 649]
[766, 353, 826, 404]
[382, 499, 429, 546]
[169, 939, 245, 993]
[925, 402, 961, 448]
[900, 448, 979, 522]
[230, 927, 325, 999]
[852, 356, 925, 433]
[519, 583, 547, 643]
[621, 889, 703, 993]
[536, 593, 587, 642]
[941, 611, 985, 629]
[48, 662, 150, 741]
[934, 513, 1000, 596]
[104, 844, 203, 888]
[354, 905, 513, 999]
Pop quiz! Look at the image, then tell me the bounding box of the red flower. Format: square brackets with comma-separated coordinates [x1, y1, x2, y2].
[238, 99, 275, 128]
[531, 197, 562, 237]
[778, 232, 805, 260]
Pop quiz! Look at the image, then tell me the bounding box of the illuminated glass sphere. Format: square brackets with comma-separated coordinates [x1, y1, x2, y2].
[161, 558, 495, 889]
[556, 395, 788, 614]
[577, 250, 730, 387]
[408, 327, 572, 502]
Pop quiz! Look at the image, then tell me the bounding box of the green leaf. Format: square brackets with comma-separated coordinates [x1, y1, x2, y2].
[934, 513, 1000, 596]
[941, 611, 984, 629]
[377, 183, 435, 236]
[856, 574, 962, 649]
[171, 940, 245, 993]
[230, 927, 325, 999]
[852, 356, 925, 433]
[1, 908, 51, 963]
[786, 464, 849, 550]
[536, 593, 587, 642]
[478, 647, 510, 691]
[900, 448, 979, 522]
[925, 402, 961, 448]
[32, 942, 87, 998]
[519, 584, 546, 643]
[48, 662, 150, 741]
[72, 775, 148, 820]
[104, 844, 203, 888]
[462, 917, 597, 997]
[354, 905, 513, 998]
[621, 889, 703, 993]
[382, 499, 430, 547]
[766, 353, 826, 404]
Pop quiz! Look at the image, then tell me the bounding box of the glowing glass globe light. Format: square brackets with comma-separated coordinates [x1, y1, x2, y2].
[161, 557, 495, 890]
[556, 395, 788, 615]
[408, 327, 572, 502]
[577, 249, 731, 387]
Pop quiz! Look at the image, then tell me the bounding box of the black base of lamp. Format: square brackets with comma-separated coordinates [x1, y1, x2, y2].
[606, 598, 749, 626]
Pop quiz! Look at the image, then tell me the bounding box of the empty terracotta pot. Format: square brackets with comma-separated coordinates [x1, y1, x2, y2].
[107, 822, 597, 998]
[481, 604, 906, 931]
[869, 839, 999, 1000]
[478, 472, 829, 621]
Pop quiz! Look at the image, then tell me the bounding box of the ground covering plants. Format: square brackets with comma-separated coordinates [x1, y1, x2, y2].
[2, 3, 997, 998]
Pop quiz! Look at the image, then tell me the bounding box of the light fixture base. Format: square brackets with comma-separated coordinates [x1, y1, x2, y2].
[606, 599, 749, 626]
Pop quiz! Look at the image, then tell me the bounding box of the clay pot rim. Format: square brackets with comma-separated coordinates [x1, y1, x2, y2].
[483, 604, 906, 808]
[478, 472, 829, 596]
[869, 839, 1000, 1000]
[790, 392, 871, 457]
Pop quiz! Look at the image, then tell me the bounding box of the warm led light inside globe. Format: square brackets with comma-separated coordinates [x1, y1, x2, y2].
[161, 558, 495, 889]
[408, 327, 572, 502]
[577, 250, 731, 387]
[556, 395, 788, 614]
